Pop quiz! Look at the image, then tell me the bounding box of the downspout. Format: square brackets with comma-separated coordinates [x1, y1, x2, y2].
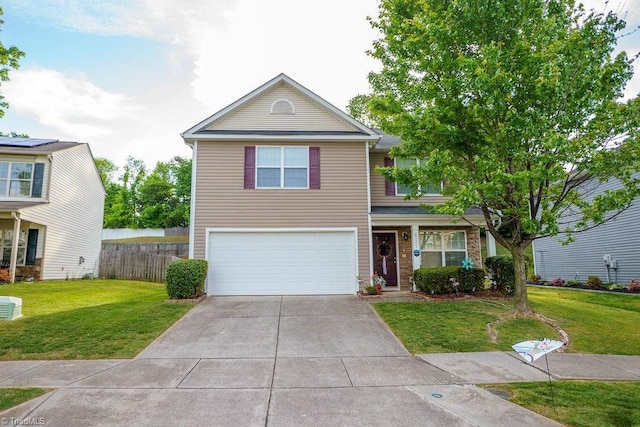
[10, 212, 21, 283]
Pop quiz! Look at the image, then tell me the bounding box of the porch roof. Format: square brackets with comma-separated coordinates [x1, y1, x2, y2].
[371, 206, 483, 216]
[0, 201, 47, 212]
[370, 206, 486, 227]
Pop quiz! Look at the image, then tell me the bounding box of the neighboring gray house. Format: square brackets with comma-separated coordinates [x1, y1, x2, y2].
[533, 172, 640, 284]
[0, 138, 105, 282]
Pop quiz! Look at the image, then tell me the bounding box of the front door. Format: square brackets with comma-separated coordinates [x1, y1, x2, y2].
[372, 232, 398, 287]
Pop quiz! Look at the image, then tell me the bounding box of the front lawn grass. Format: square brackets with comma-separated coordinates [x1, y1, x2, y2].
[372, 287, 640, 354]
[373, 299, 557, 353]
[482, 381, 640, 427]
[0, 388, 49, 412]
[528, 287, 640, 355]
[0, 280, 194, 360]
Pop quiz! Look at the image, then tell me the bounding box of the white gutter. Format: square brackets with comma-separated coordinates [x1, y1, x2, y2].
[188, 141, 197, 259]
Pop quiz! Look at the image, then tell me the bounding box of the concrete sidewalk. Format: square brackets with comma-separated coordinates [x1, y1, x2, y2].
[1, 296, 637, 426]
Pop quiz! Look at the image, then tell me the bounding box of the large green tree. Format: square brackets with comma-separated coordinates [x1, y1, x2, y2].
[0, 7, 23, 119]
[138, 156, 191, 227]
[96, 156, 192, 229]
[368, 0, 640, 313]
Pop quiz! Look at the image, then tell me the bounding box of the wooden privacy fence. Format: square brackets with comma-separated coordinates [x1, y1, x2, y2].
[101, 243, 188, 257]
[99, 251, 179, 283]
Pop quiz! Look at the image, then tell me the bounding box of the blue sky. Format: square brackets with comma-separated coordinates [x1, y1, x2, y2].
[0, 0, 638, 168]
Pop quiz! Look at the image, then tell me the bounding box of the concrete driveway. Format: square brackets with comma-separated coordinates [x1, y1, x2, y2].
[1, 296, 561, 426]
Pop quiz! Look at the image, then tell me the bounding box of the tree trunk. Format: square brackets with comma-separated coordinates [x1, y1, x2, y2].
[511, 244, 532, 314]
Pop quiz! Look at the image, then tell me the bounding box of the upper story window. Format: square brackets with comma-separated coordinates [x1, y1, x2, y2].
[0, 162, 33, 197]
[395, 158, 442, 196]
[270, 99, 295, 115]
[257, 146, 308, 188]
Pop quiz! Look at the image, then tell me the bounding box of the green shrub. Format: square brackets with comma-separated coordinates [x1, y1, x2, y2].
[485, 256, 514, 290]
[587, 275, 602, 288]
[606, 283, 626, 291]
[457, 268, 486, 292]
[413, 266, 485, 294]
[166, 259, 208, 299]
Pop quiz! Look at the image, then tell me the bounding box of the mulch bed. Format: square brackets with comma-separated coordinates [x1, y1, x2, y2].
[532, 283, 640, 294]
[164, 294, 207, 304]
[412, 289, 512, 301]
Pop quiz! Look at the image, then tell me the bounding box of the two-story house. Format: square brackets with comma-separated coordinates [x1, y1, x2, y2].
[182, 74, 486, 295]
[0, 138, 105, 282]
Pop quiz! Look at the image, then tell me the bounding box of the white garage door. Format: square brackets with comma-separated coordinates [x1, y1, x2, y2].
[207, 229, 358, 295]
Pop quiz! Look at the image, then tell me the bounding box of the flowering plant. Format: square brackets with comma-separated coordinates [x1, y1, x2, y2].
[371, 273, 387, 287]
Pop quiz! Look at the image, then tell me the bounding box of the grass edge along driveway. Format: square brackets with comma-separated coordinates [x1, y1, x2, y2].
[372, 287, 640, 355]
[0, 279, 194, 360]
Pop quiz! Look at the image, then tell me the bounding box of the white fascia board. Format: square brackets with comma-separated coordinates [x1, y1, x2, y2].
[371, 215, 486, 227]
[182, 134, 380, 143]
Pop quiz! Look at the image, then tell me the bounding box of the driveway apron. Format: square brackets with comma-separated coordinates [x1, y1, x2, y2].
[1, 296, 561, 426]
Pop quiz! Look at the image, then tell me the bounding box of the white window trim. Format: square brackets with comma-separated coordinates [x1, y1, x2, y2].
[419, 230, 468, 267]
[394, 158, 443, 196]
[0, 161, 34, 197]
[256, 146, 309, 189]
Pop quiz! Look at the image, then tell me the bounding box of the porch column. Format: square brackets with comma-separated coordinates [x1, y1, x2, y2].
[411, 224, 421, 271]
[10, 212, 21, 283]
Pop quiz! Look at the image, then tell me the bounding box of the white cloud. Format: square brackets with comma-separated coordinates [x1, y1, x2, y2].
[5, 0, 379, 111]
[5, 0, 236, 42]
[186, 0, 381, 111]
[3, 67, 140, 139]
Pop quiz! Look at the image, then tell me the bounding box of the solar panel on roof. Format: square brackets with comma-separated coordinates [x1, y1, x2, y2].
[0, 138, 58, 147]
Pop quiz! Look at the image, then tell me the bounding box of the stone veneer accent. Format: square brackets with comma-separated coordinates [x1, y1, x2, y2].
[15, 258, 42, 281]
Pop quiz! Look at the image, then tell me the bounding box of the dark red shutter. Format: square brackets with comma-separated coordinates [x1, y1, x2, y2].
[244, 146, 256, 189]
[309, 147, 320, 189]
[384, 157, 395, 195]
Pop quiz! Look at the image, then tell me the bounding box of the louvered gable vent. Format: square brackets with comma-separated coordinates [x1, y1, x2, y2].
[270, 99, 295, 114]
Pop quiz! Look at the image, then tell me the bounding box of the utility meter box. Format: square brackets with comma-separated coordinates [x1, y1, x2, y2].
[0, 296, 22, 320]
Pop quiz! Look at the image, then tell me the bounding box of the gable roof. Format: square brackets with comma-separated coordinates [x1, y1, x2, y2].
[0, 138, 81, 155]
[182, 73, 381, 143]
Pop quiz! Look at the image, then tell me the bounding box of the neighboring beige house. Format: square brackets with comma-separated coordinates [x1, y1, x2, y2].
[0, 138, 105, 282]
[182, 74, 486, 295]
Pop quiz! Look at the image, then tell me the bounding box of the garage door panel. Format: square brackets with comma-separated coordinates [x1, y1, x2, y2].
[207, 230, 357, 296]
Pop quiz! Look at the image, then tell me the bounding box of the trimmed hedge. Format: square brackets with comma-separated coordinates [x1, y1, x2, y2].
[485, 256, 514, 290]
[413, 266, 485, 294]
[166, 259, 208, 299]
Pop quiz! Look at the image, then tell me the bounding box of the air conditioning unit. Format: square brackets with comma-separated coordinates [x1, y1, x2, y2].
[0, 296, 22, 320]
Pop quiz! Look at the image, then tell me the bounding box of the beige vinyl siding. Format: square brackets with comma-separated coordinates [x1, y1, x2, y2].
[20, 144, 105, 280]
[205, 83, 356, 132]
[369, 152, 450, 206]
[193, 140, 370, 279]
